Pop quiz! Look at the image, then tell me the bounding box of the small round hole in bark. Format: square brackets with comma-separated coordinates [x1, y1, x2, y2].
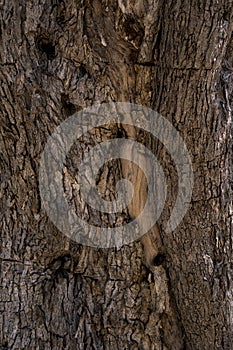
[153, 253, 165, 266]
[222, 11, 229, 22]
[61, 94, 77, 116]
[78, 64, 89, 79]
[36, 37, 56, 60]
[116, 128, 127, 138]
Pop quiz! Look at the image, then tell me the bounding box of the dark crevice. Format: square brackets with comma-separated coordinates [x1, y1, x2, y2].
[47, 253, 71, 270]
[61, 94, 77, 116]
[122, 14, 144, 47]
[154, 28, 162, 50]
[36, 36, 56, 60]
[78, 64, 89, 79]
[116, 126, 127, 138]
[222, 11, 230, 22]
[135, 62, 156, 67]
[153, 253, 166, 266]
[53, 268, 70, 284]
[154, 27, 162, 60]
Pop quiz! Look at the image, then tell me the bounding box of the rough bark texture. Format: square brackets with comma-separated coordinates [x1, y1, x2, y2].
[0, 0, 232, 349]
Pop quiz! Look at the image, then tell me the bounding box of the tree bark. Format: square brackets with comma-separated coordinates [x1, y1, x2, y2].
[0, 0, 232, 349]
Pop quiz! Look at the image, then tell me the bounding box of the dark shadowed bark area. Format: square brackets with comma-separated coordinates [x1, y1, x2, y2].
[0, 0, 232, 349]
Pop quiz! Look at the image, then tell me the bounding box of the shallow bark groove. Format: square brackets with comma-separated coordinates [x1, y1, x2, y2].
[0, 0, 232, 349]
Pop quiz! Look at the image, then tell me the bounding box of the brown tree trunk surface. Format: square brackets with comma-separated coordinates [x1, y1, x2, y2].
[0, 1, 232, 349]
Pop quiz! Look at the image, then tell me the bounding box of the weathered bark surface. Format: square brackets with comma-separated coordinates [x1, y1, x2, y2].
[0, 0, 232, 349]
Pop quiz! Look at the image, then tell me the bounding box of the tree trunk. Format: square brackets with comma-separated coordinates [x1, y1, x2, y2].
[0, 1, 232, 349]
